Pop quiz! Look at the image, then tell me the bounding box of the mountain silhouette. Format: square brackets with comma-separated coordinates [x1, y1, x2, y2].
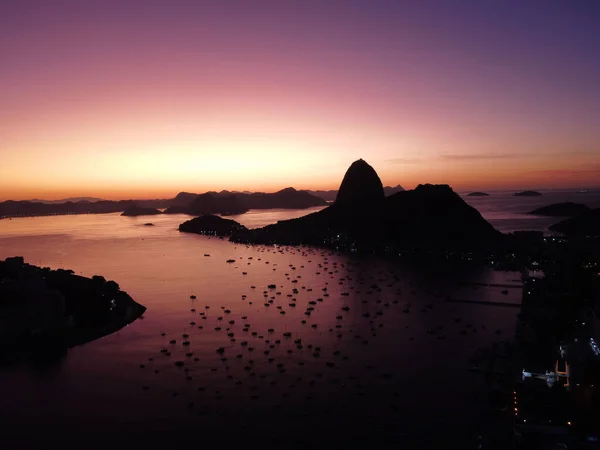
[244, 187, 326, 209]
[334, 159, 384, 210]
[1, 187, 324, 219]
[170, 192, 199, 207]
[165, 188, 326, 215]
[188, 193, 248, 216]
[0, 200, 138, 218]
[384, 184, 499, 248]
[229, 159, 500, 252]
[383, 185, 406, 196]
[306, 184, 404, 202]
[165, 193, 248, 216]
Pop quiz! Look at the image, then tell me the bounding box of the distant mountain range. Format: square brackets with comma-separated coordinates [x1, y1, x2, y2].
[0, 188, 326, 219]
[28, 197, 104, 204]
[0, 198, 173, 219]
[2, 184, 411, 219]
[165, 187, 327, 216]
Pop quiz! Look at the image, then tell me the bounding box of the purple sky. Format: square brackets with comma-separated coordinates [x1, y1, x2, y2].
[1, 0, 599, 199]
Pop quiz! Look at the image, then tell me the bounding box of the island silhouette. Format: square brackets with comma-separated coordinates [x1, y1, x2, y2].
[514, 190, 543, 197]
[529, 202, 590, 217]
[179, 214, 248, 236]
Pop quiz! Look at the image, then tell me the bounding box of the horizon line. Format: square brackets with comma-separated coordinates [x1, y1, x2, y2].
[4, 185, 600, 203]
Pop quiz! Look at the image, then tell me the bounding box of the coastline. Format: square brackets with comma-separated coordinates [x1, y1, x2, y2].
[0, 257, 146, 363]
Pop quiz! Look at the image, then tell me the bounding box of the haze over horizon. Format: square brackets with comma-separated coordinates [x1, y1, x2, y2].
[1, 0, 599, 201]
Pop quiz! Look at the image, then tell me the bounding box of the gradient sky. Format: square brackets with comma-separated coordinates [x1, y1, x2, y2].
[1, 0, 599, 200]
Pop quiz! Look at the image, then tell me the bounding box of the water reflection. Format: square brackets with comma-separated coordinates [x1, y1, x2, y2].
[0, 212, 521, 447]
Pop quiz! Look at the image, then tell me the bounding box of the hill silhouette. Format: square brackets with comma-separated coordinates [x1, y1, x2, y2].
[0, 199, 138, 218]
[121, 206, 162, 217]
[1, 187, 325, 219]
[170, 192, 199, 207]
[186, 193, 248, 216]
[243, 187, 326, 209]
[230, 159, 500, 252]
[549, 208, 600, 236]
[529, 202, 590, 217]
[165, 188, 325, 215]
[29, 197, 104, 204]
[179, 214, 248, 236]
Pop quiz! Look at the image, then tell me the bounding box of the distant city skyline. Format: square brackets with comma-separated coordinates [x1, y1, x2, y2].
[1, 0, 599, 201]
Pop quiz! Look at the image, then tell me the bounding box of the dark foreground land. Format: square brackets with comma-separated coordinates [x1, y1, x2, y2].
[469, 235, 600, 449]
[0, 257, 146, 362]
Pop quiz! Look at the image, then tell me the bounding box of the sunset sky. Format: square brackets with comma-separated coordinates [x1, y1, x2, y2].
[1, 0, 599, 200]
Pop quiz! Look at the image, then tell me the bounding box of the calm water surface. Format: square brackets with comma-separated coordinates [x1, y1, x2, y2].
[462, 188, 600, 234]
[0, 211, 524, 448]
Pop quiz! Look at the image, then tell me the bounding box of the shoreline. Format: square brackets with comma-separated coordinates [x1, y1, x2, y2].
[0, 257, 146, 364]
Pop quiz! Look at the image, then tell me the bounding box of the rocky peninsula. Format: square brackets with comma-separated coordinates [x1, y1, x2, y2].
[0, 257, 146, 361]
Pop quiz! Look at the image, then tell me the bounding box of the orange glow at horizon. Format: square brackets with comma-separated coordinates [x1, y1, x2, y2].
[1, 99, 599, 200]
